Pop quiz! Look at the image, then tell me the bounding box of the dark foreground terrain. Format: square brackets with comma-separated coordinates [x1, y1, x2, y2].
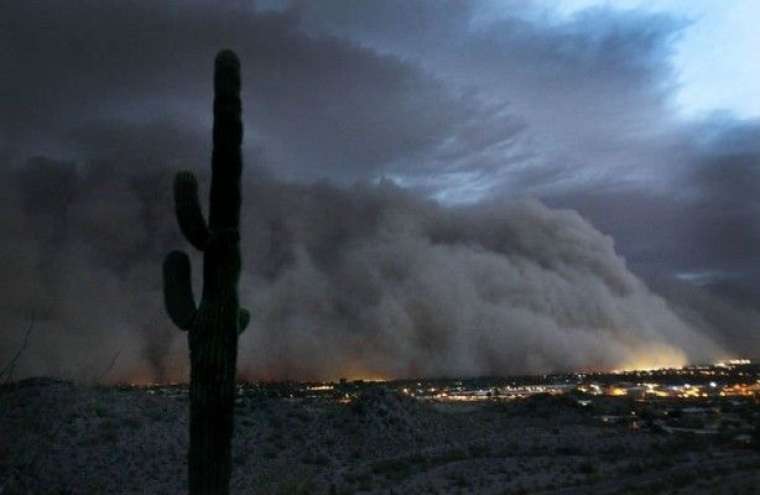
[1, 378, 759, 494]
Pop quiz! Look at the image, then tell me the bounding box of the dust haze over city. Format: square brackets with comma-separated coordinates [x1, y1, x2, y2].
[1, 0, 759, 383]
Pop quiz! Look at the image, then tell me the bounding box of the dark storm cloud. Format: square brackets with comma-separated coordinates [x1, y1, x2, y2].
[296, 1, 688, 193]
[687, 120, 760, 267]
[0, 1, 755, 381]
[646, 274, 760, 359]
[1, 1, 689, 190]
[305, 0, 759, 347]
[0, 1, 487, 181]
[296, 0, 760, 332]
[551, 119, 760, 282]
[548, 118, 760, 355]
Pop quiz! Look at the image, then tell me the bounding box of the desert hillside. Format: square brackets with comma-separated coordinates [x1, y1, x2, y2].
[2, 378, 759, 494]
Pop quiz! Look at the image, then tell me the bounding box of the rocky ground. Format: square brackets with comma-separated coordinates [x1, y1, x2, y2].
[1, 378, 759, 494]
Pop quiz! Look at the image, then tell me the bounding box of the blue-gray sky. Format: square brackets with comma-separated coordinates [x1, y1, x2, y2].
[534, 0, 760, 119]
[1, 1, 757, 380]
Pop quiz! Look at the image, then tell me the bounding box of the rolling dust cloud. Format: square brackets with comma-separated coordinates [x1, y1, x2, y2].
[0, 158, 726, 382]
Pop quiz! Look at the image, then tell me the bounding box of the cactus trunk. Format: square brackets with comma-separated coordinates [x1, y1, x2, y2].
[163, 50, 248, 495]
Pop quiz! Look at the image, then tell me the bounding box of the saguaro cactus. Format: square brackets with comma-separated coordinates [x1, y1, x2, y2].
[163, 49, 249, 495]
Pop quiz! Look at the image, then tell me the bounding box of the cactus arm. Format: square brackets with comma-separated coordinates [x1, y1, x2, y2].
[163, 250, 197, 331]
[238, 308, 250, 335]
[174, 171, 210, 251]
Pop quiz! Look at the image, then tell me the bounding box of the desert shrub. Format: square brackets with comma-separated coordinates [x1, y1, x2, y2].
[233, 450, 250, 466]
[555, 445, 582, 456]
[371, 457, 415, 480]
[447, 472, 471, 488]
[275, 478, 314, 495]
[430, 448, 467, 464]
[93, 404, 109, 418]
[577, 460, 597, 475]
[468, 443, 492, 457]
[753, 421, 760, 451]
[302, 453, 330, 466]
[122, 417, 142, 430]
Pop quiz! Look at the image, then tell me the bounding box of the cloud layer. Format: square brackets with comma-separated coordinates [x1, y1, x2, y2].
[0, 162, 725, 381]
[237, 179, 723, 380]
[0, 1, 755, 381]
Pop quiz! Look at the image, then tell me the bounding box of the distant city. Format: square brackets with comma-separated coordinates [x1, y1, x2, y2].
[285, 358, 760, 402]
[130, 358, 760, 402]
[125, 358, 760, 446]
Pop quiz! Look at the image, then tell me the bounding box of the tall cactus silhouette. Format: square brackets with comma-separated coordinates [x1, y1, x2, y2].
[163, 49, 249, 495]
